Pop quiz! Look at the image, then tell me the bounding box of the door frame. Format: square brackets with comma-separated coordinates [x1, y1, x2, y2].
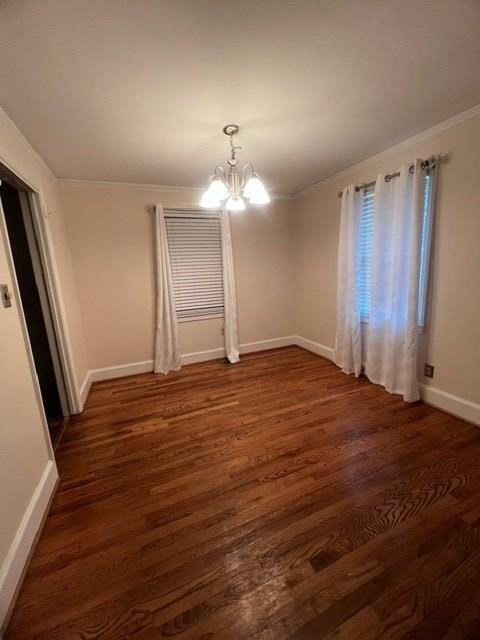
[0, 159, 81, 423]
[17, 190, 70, 417]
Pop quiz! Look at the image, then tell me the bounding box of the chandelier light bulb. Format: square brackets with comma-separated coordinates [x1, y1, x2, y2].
[225, 196, 246, 212]
[208, 178, 229, 201]
[243, 176, 267, 200]
[199, 190, 221, 209]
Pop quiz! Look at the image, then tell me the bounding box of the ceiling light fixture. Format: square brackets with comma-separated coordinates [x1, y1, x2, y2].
[199, 124, 270, 212]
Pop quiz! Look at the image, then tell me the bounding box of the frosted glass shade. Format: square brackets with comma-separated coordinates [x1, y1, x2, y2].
[208, 178, 229, 201]
[199, 190, 220, 209]
[243, 176, 269, 202]
[225, 196, 246, 211]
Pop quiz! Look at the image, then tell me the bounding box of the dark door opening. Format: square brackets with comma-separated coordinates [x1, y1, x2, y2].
[1, 180, 68, 447]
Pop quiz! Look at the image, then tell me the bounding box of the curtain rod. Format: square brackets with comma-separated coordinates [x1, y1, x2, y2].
[146, 205, 221, 215]
[337, 155, 439, 198]
[146, 205, 202, 213]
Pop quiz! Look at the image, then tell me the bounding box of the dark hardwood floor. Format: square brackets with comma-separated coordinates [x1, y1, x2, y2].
[6, 346, 480, 639]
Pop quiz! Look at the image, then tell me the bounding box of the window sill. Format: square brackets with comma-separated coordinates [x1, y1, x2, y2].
[177, 313, 224, 323]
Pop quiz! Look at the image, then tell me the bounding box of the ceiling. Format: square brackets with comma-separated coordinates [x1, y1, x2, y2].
[1, 1, 479, 195]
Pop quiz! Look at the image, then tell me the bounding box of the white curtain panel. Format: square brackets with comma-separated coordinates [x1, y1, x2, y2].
[334, 185, 363, 376]
[153, 203, 181, 375]
[220, 209, 240, 363]
[365, 161, 425, 401]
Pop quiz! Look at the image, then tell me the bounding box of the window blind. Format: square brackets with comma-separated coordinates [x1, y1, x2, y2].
[359, 185, 375, 319]
[165, 210, 224, 319]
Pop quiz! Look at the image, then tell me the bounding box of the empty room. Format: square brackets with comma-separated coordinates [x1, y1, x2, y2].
[1, 1, 480, 638]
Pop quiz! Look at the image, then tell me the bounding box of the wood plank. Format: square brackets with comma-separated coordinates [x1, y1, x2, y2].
[5, 346, 480, 639]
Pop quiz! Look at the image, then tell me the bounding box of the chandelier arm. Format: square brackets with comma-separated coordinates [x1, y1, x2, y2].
[240, 163, 254, 189]
[213, 166, 227, 183]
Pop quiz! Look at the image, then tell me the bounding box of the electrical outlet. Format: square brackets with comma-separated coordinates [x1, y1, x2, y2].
[424, 363, 435, 379]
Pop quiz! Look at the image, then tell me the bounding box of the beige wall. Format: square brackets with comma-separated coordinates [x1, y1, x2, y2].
[0, 109, 89, 391]
[0, 108, 89, 624]
[1, 103, 479, 621]
[293, 112, 480, 404]
[58, 111, 480, 408]
[0, 215, 53, 616]
[59, 182, 294, 371]
[2, 92, 480, 625]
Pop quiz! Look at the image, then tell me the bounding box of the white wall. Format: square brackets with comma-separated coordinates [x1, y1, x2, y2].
[58, 182, 294, 374]
[293, 108, 480, 408]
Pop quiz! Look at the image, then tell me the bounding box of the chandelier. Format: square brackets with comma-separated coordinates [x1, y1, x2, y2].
[199, 124, 270, 211]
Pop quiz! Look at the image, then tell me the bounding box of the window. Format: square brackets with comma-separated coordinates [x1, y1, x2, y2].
[418, 174, 433, 327]
[165, 209, 224, 320]
[358, 185, 375, 319]
[358, 174, 433, 326]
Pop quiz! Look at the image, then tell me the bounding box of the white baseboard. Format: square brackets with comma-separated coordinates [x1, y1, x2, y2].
[89, 359, 154, 383]
[181, 348, 225, 365]
[77, 371, 92, 412]
[240, 336, 295, 354]
[293, 335, 335, 361]
[77, 336, 479, 427]
[76, 360, 154, 410]
[0, 460, 58, 630]
[182, 336, 295, 363]
[78, 337, 297, 408]
[292, 334, 479, 426]
[419, 384, 480, 426]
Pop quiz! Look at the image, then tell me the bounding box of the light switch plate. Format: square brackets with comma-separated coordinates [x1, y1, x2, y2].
[1, 284, 13, 308]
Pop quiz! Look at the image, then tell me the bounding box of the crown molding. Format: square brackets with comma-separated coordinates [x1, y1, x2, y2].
[58, 177, 291, 200]
[57, 178, 201, 193]
[294, 102, 480, 198]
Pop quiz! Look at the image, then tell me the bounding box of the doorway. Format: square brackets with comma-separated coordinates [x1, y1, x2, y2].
[0, 177, 70, 448]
